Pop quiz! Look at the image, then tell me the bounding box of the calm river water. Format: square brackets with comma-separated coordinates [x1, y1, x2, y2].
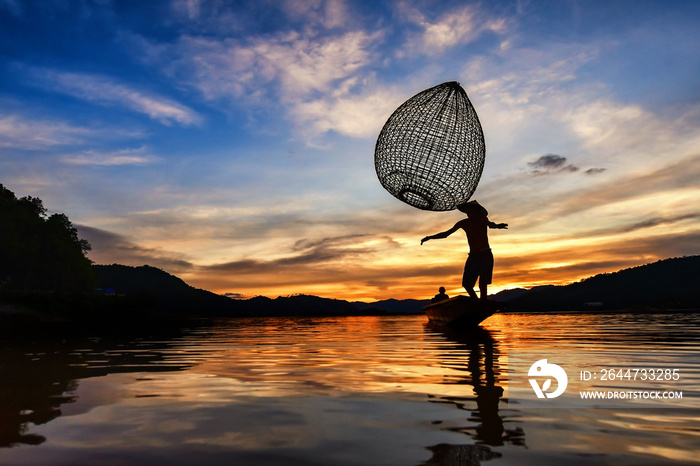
[1, 312, 698, 465]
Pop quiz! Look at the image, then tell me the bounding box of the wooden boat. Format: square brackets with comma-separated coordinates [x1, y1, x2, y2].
[423, 295, 503, 328]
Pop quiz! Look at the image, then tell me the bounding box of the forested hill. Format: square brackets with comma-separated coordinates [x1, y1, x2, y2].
[501, 256, 700, 311]
[94, 264, 239, 316]
[96, 256, 700, 317]
[94, 264, 363, 317]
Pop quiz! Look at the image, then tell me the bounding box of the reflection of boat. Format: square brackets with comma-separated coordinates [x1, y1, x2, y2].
[423, 296, 503, 328]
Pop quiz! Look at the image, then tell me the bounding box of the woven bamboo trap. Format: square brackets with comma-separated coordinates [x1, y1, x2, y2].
[374, 81, 485, 211]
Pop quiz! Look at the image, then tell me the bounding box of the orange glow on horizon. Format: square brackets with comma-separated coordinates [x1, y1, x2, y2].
[91, 191, 699, 303]
[186, 252, 664, 303]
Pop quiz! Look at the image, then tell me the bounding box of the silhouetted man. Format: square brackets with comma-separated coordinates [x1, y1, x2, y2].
[431, 286, 449, 303]
[421, 201, 507, 300]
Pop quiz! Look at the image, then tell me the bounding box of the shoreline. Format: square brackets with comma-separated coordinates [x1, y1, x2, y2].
[1, 299, 698, 324]
[499, 307, 700, 315]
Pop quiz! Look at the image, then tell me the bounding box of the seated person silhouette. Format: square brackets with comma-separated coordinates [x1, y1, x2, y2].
[421, 201, 507, 300]
[431, 286, 450, 303]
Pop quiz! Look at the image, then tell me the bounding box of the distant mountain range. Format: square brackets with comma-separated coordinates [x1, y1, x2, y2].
[94, 264, 417, 317]
[94, 255, 700, 317]
[496, 255, 700, 311]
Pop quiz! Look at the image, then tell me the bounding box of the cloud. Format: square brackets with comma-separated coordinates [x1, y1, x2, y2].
[585, 168, 606, 175]
[0, 113, 94, 149]
[522, 154, 606, 177]
[197, 246, 449, 300]
[205, 234, 398, 273]
[280, 0, 349, 30]
[170, 29, 379, 102]
[527, 154, 579, 174]
[290, 82, 404, 138]
[477, 152, 700, 236]
[423, 8, 506, 51]
[528, 154, 568, 170]
[460, 35, 699, 229]
[60, 148, 161, 166]
[185, 232, 411, 299]
[562, 99, 653, 149]
[171, 0, 203, 20]
[126, 20, 384, 139]
[549, 152, 700, 220]
[126, 3, 511, 141]
[25, 68, 202, 126]
[0, 109, 148, 152]
[171, 0, 356, 33]
[455, 45, 607, 172]
[168, 0, 251, 35]
[400, 3, 508, 54]
[169, 0, 352, 34]
[588, 212, 700, 237]
[77, 225, 194, 273]
[493, 229, 700, 289]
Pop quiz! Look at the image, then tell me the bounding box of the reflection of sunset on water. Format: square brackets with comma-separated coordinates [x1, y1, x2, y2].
[1, 313, 697, 465]
[186, 317, 492, 398]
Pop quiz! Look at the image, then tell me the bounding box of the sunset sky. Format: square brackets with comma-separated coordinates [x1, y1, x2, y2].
[2, 0, 699, 301]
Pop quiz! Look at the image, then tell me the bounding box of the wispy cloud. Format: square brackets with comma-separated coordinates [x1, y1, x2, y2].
[126, 2, 510, 141]
[171, 0, 203, 20]
[126, 18, 383, 139]
[571, 212, 700, 238]
[0, 113, 94, 149]
[400, 3, 508, 53]
[280, 0, 350, 30]
[24, 67, 202, 126]
[457, 36, 700, 196]
[476, 151, 700, 236]
[493, 229, 700, 289]
[171, 0, 355, 34]
[195, 233, 425, 299]
[291, 81, 404, 138]
[0, 110, 147, 150]
[77, 225, 194, 273]
[550, 153, 700, 219]
[206, 234, 398, 272]
[170, 29, 379, 102]
[60, 148, 161, 166]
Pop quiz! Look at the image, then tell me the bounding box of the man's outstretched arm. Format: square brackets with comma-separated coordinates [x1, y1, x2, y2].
[421, 223, 462, 244]
[487, 221, 508, 229]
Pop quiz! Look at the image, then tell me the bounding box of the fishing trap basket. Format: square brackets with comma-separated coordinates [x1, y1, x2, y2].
[374, 81, 486, 211]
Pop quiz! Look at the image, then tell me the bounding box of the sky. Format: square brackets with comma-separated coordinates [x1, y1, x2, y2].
[2, 0, 699, 302]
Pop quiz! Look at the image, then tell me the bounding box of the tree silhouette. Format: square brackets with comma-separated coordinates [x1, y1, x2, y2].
[0, 184, 94, 293]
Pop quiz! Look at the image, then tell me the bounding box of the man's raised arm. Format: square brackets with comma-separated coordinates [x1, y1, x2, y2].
[487, 221, 508, 229]
[421, 222, 462, 245]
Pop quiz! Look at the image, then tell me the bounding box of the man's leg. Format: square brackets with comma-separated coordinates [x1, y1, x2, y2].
[463, 255, 479, 299]
[479, 282, 488, 300]
[479, 250, 494, 300]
